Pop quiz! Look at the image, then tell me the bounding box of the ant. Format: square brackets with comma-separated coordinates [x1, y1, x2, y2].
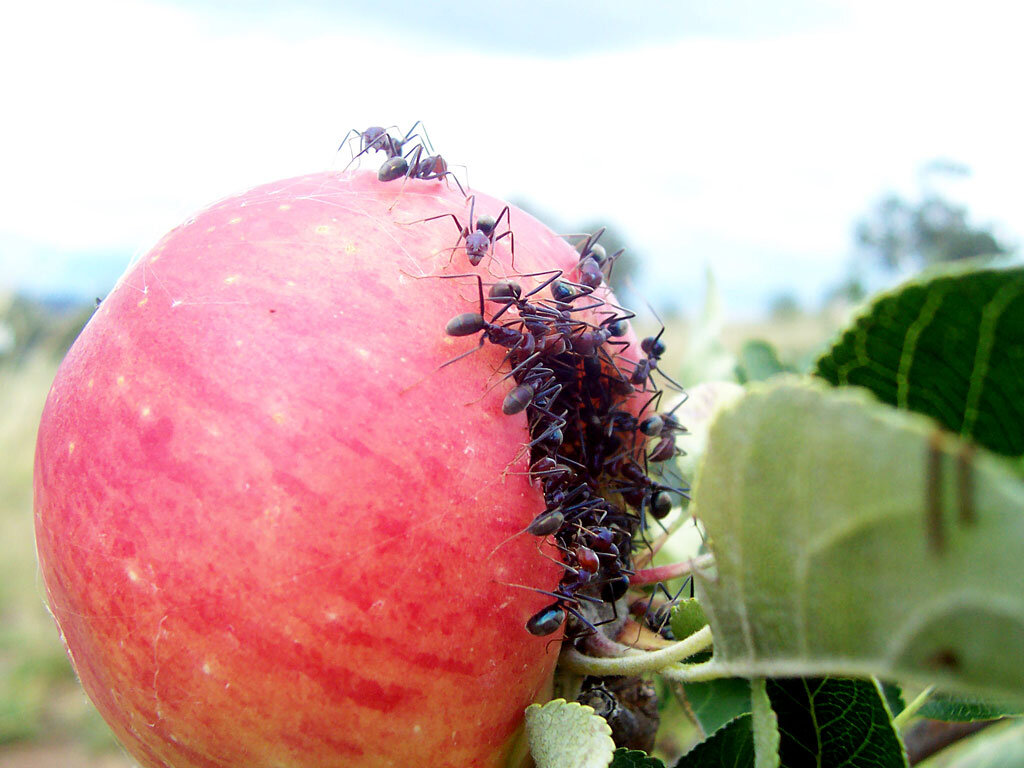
[403, 144, 466, 195]
[378, 143, 467, 196]
[628, 325, 685, 392]
[567, 227, 626, 289]
[340, 123, 423, 166]
[418, 195, 515, 268]
[439, 274, 530, 368]
[522, 553, 626, 637]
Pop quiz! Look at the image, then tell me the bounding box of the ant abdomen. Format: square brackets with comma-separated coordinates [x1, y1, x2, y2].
[445, 313, 485, 337]
[526, 603, 565, 636]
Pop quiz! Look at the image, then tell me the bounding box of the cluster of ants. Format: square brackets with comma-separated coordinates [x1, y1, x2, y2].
[341, 124, 690, 646]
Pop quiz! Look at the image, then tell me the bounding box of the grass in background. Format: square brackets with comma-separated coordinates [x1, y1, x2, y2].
[0, 301, 129, 762]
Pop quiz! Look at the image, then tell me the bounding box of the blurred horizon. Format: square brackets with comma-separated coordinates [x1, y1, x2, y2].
[3, 0, 1023, 320]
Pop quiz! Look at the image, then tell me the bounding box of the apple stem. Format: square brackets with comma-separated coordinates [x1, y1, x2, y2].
[629, 553, 714, 586]
[614, 619, 676, 651]
[560, 625, 714, 677]
[581, 629, 638, 658]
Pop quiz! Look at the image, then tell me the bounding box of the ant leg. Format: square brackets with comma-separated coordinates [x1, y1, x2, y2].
[338, 129, 364, 168]
[491, 229, 516, 271]
[652, 367, 686, 392]
[574, 227, 606, 259]
[386, 144, 428, 212]
[403, 120, 433, 154]
[438, 170, 467, 197]
[436, 337, 487, 371]
[519, 269, 567, 300]
[405, 211, 467, 238]
[604, 247, 626, 281]
[464, 352, 545, 405]
[444, 163, 471, 199]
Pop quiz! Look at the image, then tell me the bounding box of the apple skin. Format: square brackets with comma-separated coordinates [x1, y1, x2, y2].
[33, 171, 637, 768]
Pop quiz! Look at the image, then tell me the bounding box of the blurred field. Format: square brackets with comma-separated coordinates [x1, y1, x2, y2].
[0, 291, 840, 765]
[0, 297, 137, 766]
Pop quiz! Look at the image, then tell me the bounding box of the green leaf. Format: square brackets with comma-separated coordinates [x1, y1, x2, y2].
[693, 381, 1024, 703]
[674, 714, 755, 768]
[767, 677, 908, 768]
[815, 265, 1024, 458]
[915, 718, 1024, 767]
[736, 340, 794, 384]
[918, 691, 1024, 722]
[679, 676, 752, 739]
[882, 681, 906, 719]
[525, 698, 616, 768]
[609, 747, 667, 768]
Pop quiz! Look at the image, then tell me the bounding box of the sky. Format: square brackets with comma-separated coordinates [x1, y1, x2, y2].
[2, 0, 1023, 317]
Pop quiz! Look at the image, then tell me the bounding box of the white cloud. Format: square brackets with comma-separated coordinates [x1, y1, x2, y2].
[2, 0, 1022, 315]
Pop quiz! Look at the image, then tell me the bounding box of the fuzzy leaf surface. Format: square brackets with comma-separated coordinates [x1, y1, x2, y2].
[918, 691, 1024, 722]
[693, 381, 1024, 702]
[750, 678, 780, 768]
[815, 265, 1024, 458]
[525, 698, 616, 768]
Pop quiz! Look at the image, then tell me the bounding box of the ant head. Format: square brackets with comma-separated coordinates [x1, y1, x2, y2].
[578, 257, 603, 289]
[465, 231, 490, 265]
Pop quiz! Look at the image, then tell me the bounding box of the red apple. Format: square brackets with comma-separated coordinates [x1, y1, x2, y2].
[33, 171, 637, 768]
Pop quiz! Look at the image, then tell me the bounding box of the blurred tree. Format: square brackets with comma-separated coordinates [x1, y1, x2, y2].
[825, 274, 867, 304]
[854, 162, 1012, 271]
[0, 294, 92, 365]
[768, 292, 802, 320]
[509, 198, 642, 302]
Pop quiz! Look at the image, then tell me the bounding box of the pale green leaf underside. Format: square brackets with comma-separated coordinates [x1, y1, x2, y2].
[918, 691, 1024, 721]
[525, 699, 616, 768]
[693, 380, 1024, 702]
[750, 678, 780, 768]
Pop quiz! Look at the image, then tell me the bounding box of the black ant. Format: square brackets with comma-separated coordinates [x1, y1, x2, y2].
[418, 196, 515, 268]
[439, 274, 530, 367]
[341, 122, 423, 166]
[628, 324, 684, 392]
[403, 144, 466, 195]
[378, 143, 467, 196]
